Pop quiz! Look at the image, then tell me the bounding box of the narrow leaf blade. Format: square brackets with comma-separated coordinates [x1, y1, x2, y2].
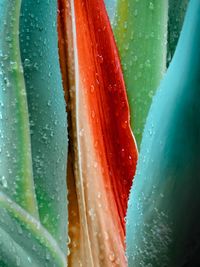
[113, 0, 168, 148]
[58, 0, 138, 265]
[0, 192, 66, 267]
[20, 0, 68, 251]
[0, 0, 38, 217]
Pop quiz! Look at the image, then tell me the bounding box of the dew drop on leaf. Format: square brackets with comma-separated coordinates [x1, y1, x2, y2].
[109, 252, 115, 262]
[0, 175, 8, 188]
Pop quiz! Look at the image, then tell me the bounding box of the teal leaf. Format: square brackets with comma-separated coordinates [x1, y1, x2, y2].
[126, 0, 200, 266]
[104, 0, 117, 24]
[20, 0, 68, 252]
[167, 0, 189, 65]
[0, 0, 38, 217]
[0, 192, 66, 267]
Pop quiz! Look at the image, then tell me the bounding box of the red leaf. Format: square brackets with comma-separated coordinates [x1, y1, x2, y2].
[58, 0, 138, 265]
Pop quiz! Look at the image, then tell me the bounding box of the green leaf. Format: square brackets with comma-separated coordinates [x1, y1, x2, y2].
[113, 0, 168, 148]
[19, 0, 68, 251]
[0, 0, 38, 217]
[0, 192, 66, 267]
[126, 0, 200, 265]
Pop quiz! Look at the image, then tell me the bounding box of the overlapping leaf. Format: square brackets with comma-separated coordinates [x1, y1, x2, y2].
[167, 0, 189, 65]
[104, 0, 117, 24]
[113, 0, 168, 148]
[0, 193, 66, 267]
[20, 0, 68, 251]
[0, 0, 38, 218]
[58, 0, 138, 266]
[126, 0, 200, 265]
[0, 0, 68, 266]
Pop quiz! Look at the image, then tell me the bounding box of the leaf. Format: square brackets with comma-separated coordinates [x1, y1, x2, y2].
[104, 0, 117, 25]
[19, 0, 68, 251]
[113, 0, 168, 148]
[0, 0, 38, 217]
[58, 0, 138, 265]
[0, 192, 66, 267]
[126, 0, 200, 266]
[167, 0, 189, 65]
[0, 0, 68, 265]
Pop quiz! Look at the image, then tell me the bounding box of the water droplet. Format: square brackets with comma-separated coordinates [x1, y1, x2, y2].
[121, 120, 128, 129]
[90, 84, 95, 93]
[79, 128, 85, 137]
[121, 148, 125, 158]
[133, 55, 138, 62]
[0, 176, 7, 188]
[10, 61, 18, 71]
[148, 128, 153, 136]
[124, 43, 129, 51]
[93, 161, 98, 168]
[148, 90, 154, 98]
[109, 252, 115, 262]
[33, 62, 39, 70]
[46, 251, 50, 261]
[123, 21, 128, 29]
[145, 59, 151, 68]
[97, 54, 103, 64]
[4, 77, 10, 88]
[88, 208, 96, 221]
[134, 9, 138, 16]
[47, 100, 51, 106]
[24, 58, 31, 67]
[149, 2, 154, 10]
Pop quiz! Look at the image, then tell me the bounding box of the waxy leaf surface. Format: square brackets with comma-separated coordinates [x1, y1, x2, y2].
[126, 0, 200, 266]
[0, 192, 66, 267]
[0, 0, 68, 265]
[20, 0, 68, 251]
[0, 0, 38, 218]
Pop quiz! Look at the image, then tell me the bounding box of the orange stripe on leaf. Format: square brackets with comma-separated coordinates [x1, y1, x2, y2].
[58, 0, 138, 266]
